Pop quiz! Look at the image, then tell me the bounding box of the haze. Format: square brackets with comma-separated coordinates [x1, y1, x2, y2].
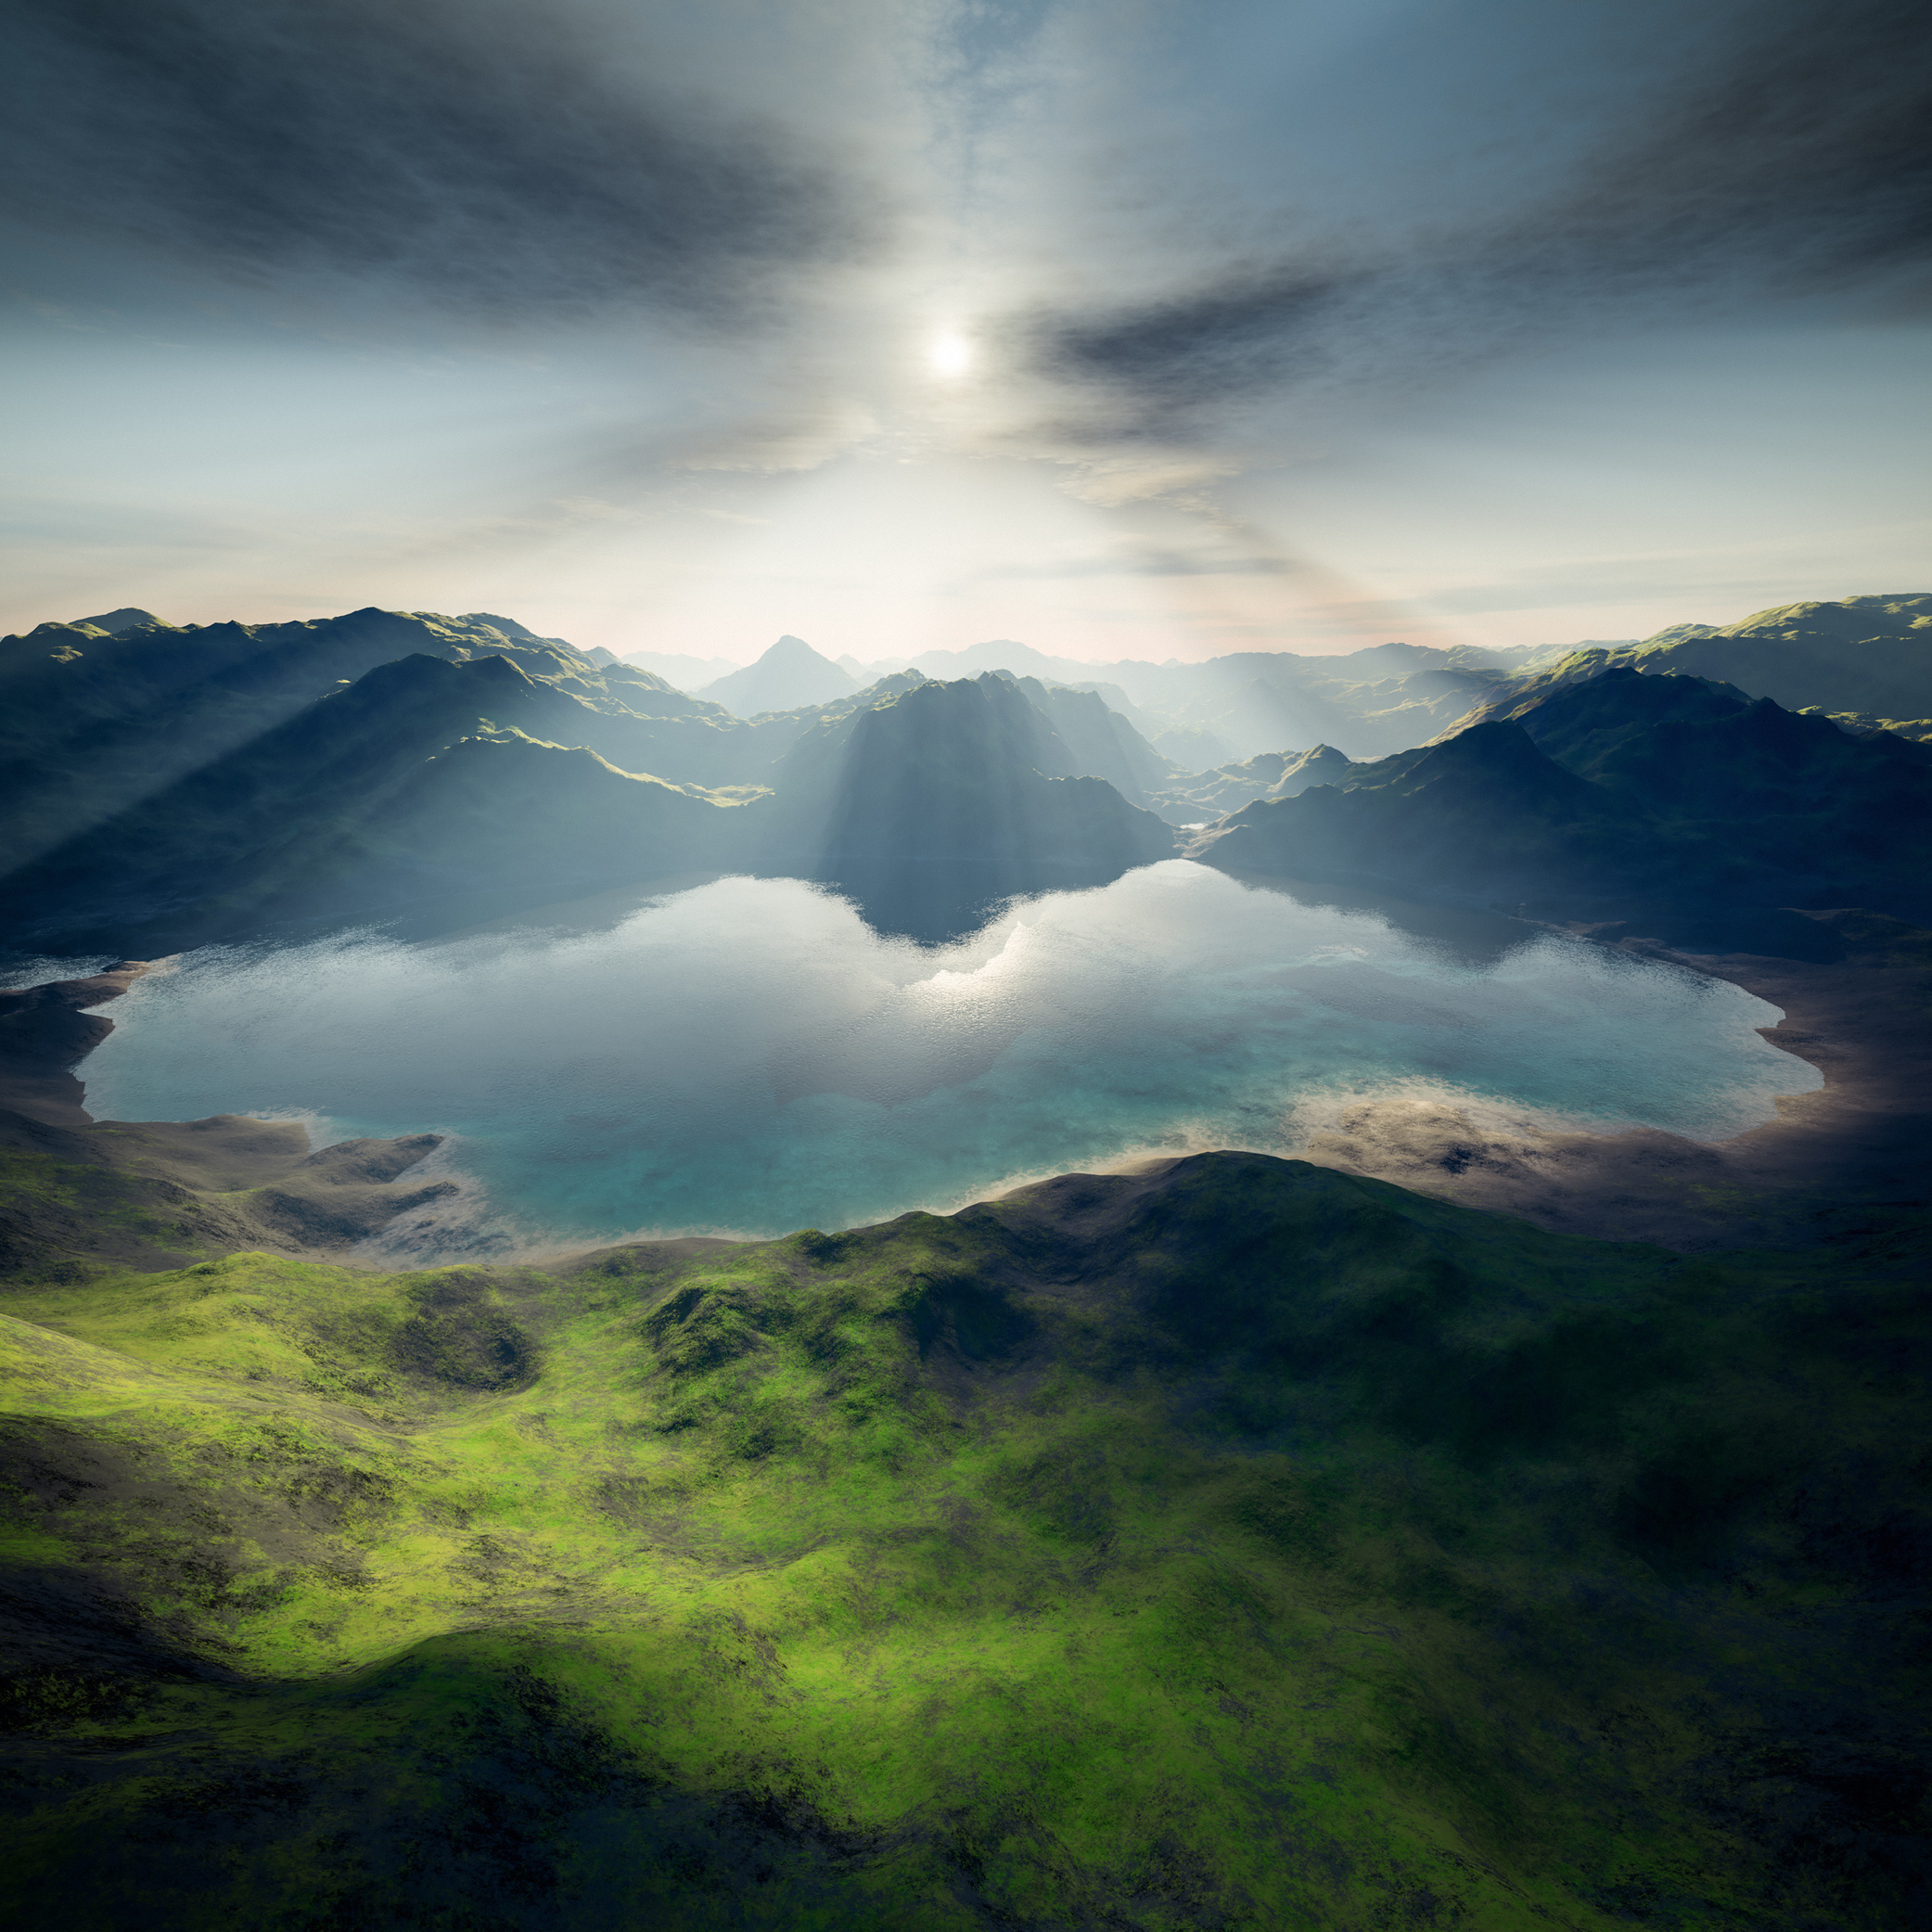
[2, 0, 1927, 659]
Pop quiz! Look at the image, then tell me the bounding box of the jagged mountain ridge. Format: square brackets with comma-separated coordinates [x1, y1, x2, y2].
[0, 606, 725, 873]
[8, 590, 1931, 956]
[1193, 667, 1932, 945]
[0, 650, 1176, 952]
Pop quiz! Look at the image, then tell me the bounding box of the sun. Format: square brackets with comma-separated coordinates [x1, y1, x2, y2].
[928, 330, 972, 379]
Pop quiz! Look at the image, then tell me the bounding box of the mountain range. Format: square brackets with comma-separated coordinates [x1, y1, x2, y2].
[6, 592, 1928, 957]
[1196, 664, 1932, 950]
[633, 631, 1556, 762]
[0, 629, 1178, 947]
[1558, 594, 1932, 728]
[632, 595, 1932, 766]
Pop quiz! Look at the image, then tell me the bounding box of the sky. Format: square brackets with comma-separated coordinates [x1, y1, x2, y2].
[2, 0, 1928, 663]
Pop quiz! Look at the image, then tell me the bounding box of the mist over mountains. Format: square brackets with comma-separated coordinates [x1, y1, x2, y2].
[633, 595, 1932, 768]
[5, 592, 1928, 956]
[632, 628, 1562, 765]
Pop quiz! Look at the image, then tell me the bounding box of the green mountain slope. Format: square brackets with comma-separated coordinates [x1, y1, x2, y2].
[1, 1151, 1924, 1927]
[1487, 595, 1932, 728]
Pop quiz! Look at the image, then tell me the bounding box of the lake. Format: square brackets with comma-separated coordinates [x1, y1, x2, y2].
[76, 862, 1820, 1260]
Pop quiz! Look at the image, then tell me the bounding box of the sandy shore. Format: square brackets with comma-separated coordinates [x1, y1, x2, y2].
[1295, 908, 1932, 1247]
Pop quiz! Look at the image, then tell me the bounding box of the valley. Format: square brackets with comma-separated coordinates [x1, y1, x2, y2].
[2, 592, 1928, 1928]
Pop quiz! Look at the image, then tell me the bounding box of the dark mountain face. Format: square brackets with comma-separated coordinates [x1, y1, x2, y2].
[1445, 662, 1754, 777]
[1193, 673, 1932, 948]
[0, 628, 1175, 953]
[753, 673, 1176, 940]
[0, 653, 753, 953]
[999, 674, 1181, 806]
[1598, 692, 1932, 812]
[0, 606, 733, 873]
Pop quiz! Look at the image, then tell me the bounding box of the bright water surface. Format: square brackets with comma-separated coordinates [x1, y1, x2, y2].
[79, 864, 1818, 1258]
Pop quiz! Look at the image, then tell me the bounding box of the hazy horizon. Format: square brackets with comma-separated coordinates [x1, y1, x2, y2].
[4, 1, 1927, 659]
[13, 582, 1877, 674]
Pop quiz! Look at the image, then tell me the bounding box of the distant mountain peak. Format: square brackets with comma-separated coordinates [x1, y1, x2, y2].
[697, 634, 858, 717]
[69, 607, 162, 635]
[459, 611, 542, 640]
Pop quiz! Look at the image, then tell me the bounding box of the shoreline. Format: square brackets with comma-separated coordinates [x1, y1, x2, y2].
[3, 907, 1926, 1266]
[1293, 908, 1931, 1247]
[0, 960, 456, 1273]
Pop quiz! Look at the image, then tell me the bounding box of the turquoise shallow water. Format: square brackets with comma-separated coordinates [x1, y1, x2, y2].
[80, 864, 1819, 1257]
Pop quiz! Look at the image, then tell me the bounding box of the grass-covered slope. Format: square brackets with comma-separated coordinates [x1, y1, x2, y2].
[1619, 595, 1932, 722]
[3, 1153, 1926, 1927]
[1440, 595, 1932, 742]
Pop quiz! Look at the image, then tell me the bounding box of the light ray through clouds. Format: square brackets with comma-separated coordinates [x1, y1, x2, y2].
[0, 0, 1926, 656]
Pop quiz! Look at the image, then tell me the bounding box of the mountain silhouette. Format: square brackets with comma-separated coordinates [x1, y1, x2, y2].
[1195, 666, 1932, 949]
[697, 634, 858, 715]
[751, 672, 1176, 939]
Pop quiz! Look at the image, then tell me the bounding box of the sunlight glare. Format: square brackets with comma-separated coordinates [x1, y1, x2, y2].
[928, 330, 973, 379]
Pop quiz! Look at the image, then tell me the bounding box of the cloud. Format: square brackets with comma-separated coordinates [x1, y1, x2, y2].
[1021, 0, 1932, 431]
[0, 0, 878, 322]
[670, 403, 882, 474]
[970, 550, 1296, 582]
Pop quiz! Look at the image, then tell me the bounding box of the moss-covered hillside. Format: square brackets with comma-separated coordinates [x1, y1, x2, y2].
[3, 1152, 1926, 1928]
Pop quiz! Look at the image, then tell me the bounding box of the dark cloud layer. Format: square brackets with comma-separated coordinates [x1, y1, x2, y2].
[1030, 0, 1932, 429]
[0, 0, 872, 320]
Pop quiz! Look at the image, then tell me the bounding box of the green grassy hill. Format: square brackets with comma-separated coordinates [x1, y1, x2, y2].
[3, 1151, 1926, 1927]
[1515, 595, 1932, 727]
